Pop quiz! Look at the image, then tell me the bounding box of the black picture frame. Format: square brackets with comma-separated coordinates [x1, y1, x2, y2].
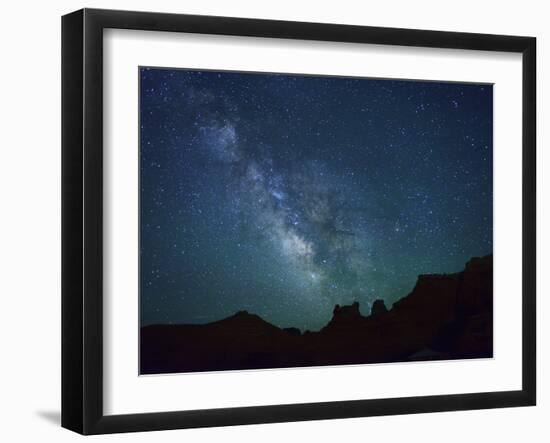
[62, 8, 536, 435]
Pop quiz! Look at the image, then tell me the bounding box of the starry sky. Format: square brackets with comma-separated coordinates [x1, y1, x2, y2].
[140, 67, 493, 331]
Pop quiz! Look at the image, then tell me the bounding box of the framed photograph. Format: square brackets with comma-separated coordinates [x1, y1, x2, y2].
[62, 8, 536, 434]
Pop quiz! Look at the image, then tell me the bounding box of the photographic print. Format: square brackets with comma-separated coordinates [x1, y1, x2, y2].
[139, 68, 493, 375]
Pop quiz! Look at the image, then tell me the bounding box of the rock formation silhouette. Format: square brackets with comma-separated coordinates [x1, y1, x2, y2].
[370, 299, 388, 316]
[141, 255, 493, 374]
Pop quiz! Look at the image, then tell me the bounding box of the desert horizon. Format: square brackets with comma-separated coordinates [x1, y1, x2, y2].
[141, 254, 492, 374]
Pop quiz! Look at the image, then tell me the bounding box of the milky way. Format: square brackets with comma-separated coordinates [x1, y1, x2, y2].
[140, 68, 493, 330]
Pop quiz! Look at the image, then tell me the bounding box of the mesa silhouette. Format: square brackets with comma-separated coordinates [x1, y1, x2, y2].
[141, 255, 492, 374]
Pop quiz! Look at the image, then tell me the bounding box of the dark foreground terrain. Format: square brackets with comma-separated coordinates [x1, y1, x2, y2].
[141, 255, 493, 374]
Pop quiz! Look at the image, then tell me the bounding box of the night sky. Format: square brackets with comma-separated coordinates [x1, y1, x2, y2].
[140, 67, 493, 331]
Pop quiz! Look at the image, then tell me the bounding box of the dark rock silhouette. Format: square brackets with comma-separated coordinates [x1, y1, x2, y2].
[371, 299, 388, 316]
[141, 255, 493, 374]
[322, 301, 365, 333]
[283, 327, 302, 336]
[334, 301, 361, 318]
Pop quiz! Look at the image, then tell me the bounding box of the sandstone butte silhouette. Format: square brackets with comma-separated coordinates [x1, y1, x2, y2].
[141, 255, 493, 374]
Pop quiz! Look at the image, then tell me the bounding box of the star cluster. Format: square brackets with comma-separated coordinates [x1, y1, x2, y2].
[140, 68, 493, 330]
